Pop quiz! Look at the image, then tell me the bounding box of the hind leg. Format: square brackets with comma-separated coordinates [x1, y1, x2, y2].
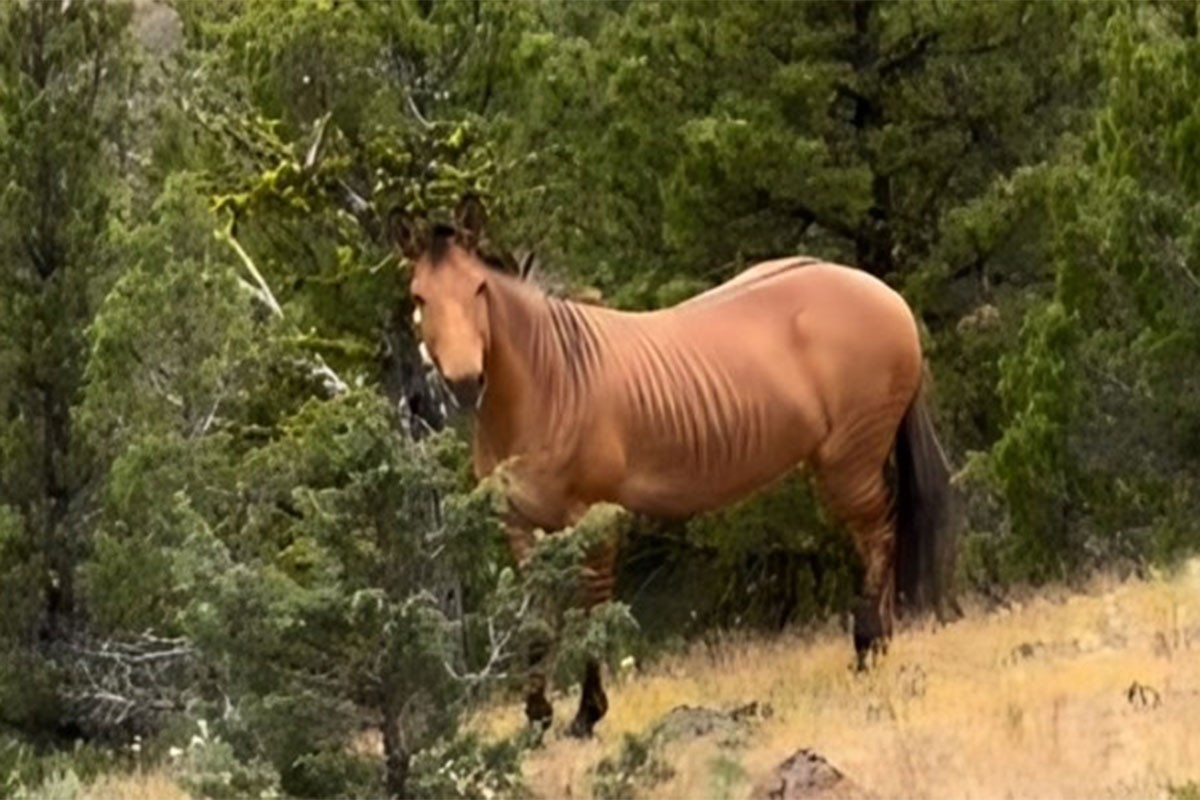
[817, 456, 897, 672]
[851, 532, 895, 672]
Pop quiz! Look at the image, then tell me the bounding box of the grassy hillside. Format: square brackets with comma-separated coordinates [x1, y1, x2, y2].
[478, 561, 1200, 800]
[51, 561, 1200, 799]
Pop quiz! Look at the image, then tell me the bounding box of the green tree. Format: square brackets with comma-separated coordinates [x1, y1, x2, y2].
[0, 0, 134, 734]
[173, 393, 508, 798]
[499, 1, 1094, 301]
[65, 4, 631, 795]
[986, 1, 1200, 580]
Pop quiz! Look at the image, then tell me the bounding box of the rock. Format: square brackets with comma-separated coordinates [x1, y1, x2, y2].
[649, 705, 745, 746]
[121, 0, 183, 59]
[751, 749, 874, 800]
[630, 701, 777, 752]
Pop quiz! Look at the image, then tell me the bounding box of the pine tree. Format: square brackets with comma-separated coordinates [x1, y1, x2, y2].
[0, 0, 135, 734]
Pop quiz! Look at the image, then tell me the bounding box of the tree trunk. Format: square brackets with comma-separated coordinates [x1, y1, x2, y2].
[847, 0, 897, 278]
[381, 702, 411, 800]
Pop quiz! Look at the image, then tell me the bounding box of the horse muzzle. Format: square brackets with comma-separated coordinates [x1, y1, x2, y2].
[445, 374, 485, 411]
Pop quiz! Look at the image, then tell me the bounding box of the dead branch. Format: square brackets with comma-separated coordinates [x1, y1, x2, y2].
[443, 592, 533, 686]
[59, 631, 199, 738]
[218, 224, 283, 319]
[217, 222, 349, 396]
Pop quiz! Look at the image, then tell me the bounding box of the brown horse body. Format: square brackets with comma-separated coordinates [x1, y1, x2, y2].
[475, 256, 919, 525]
[400, 200, 956, 738]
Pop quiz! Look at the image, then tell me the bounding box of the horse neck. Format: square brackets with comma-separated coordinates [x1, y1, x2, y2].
[478, 272, 593, 453]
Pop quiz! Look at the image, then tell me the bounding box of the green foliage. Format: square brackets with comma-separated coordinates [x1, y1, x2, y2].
[164, 393, 509, 796]
[0, 506, 41, 647]
[6, 0, 1200, 792]
[619, 475, 858, 643]
[0, 738, 119, 800]
[1169, 781, 1200, 800]
[171, 719, 281, 800]
[489, 501, 641, 690]
[708, 754, 748, 800]
[989, 300, 1083, 581]
[9, 769, 83, 800]
[80, 173, 254, 455]
[0, 0, 136, 740]
[408, 733, 530, 800]
[77, 173, 254, 635]
[502, 1, 1095, 298]
[683, 474, 859, 629]
[981, 2, 1200, 583]
[591, 731, 674, 800]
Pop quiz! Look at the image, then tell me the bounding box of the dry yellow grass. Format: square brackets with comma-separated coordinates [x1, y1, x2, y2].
[79, 770, 191, 800]
[475, 560, 1200, 799]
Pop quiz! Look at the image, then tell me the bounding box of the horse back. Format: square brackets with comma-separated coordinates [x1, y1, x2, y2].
[674, 256, 821, 311]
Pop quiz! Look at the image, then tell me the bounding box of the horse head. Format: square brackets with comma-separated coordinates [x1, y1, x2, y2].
[392, 194, 494, 411]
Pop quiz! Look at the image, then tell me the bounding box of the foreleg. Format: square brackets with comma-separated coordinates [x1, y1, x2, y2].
[566, 531, 618, 738]
[502, 520, 556, 731]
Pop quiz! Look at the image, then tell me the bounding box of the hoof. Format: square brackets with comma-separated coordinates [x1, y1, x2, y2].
[566, 714, 595, 739]
[525, 693, 553, 731]
[853, 632, 890, 673]
[852, 598, 889, 672]
[517, 722, 548, 750]
[567, 658, 607, 739]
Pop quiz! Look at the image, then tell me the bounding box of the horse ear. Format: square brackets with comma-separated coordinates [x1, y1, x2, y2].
[453, 193, 487, 251]
[388, 207, 426, 261]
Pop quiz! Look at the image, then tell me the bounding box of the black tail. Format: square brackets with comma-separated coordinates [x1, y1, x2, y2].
[893, 369, 959, 620]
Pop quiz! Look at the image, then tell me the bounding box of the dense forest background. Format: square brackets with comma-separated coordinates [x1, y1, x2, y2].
[2, 0, 1199, 797]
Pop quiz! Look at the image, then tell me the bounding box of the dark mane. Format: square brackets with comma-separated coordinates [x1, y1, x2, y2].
[429, 223, 514, 276]
[429, 223, 457, 264]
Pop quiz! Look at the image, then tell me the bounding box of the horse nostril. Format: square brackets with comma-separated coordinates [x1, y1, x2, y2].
[445, 375, 484, 410]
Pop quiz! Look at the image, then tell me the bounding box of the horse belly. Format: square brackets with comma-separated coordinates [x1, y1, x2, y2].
[615, 395, 818, 519]
[619, 466, 805, 520]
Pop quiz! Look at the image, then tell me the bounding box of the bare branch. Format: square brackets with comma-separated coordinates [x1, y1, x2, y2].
[146, 369, 184, 409]
[218, 224, 283, 319]
[306, 358, 350, 397]
[218, 222, 349, 396]
[59, 631, 199, 737]
[338, 179, 371, 217]
[304, 112, 331, 170]
[442, 592, 532, 686]
[192, 387, 226, 439]
[1164, 235, 1200, 293]
[405, 91, 435, 130]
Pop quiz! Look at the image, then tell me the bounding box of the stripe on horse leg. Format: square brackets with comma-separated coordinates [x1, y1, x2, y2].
[582, 537, 618, 609]
[817, 455, 897, 665]
[815, 411, 903, 607]
[504, 523, 536, 567]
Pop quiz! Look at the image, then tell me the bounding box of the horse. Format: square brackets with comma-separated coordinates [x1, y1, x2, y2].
[393, 195, 958, 738]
